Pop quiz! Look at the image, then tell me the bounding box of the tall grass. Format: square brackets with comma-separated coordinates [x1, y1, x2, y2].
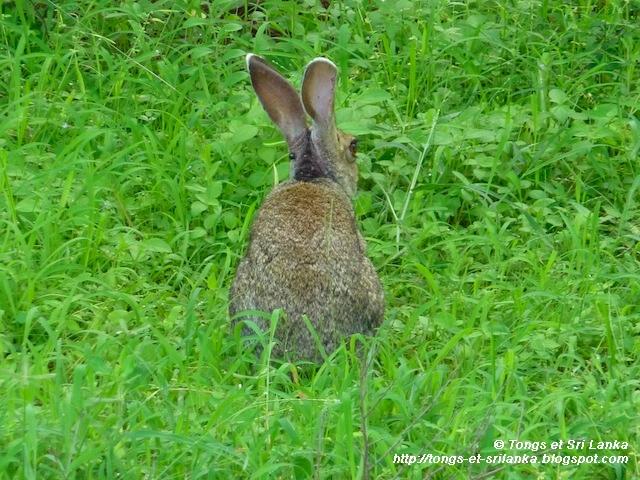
[1, 0, 638, 478]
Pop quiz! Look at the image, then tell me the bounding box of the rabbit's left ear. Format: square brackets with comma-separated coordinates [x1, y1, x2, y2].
[301, 58, 338, 129]
[246, 54, 307, 146]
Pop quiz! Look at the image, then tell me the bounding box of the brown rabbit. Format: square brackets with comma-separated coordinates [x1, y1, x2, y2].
[229, 54, 384, 361]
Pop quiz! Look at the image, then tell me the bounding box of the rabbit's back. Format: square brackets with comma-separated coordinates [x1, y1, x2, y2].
[230, 179, 384, 360]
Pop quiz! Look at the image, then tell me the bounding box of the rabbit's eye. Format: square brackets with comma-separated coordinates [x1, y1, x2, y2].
[289, 152, 296, 160]
[349, 139, 358, 156]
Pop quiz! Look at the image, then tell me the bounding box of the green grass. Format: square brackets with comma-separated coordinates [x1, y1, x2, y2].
[1, 0, 639, 478]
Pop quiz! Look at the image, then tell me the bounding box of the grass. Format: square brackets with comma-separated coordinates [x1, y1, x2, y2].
[1, 0, 639, 478]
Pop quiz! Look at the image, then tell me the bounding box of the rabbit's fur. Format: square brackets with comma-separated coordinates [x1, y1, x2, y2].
[229, 54, 384, 361]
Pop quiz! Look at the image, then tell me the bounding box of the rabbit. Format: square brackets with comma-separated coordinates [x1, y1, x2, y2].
[229, 53, 384, 361]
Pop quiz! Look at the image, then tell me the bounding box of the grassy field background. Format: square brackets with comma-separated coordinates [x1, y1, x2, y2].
[1, 0, 639, 478]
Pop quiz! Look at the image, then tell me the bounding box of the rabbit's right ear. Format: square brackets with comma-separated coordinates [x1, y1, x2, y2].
[246, 54, 307, 145]
[300, 58, 338, 129]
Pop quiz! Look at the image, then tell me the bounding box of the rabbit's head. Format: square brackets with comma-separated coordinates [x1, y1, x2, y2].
[246, 54, 359, 198]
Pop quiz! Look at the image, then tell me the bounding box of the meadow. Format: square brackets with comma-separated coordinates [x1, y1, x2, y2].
[1, 0, 639, 478]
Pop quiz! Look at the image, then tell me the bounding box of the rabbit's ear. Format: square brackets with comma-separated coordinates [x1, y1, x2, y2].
[301, 58, 338, 129]
[246, 54, 307, 144]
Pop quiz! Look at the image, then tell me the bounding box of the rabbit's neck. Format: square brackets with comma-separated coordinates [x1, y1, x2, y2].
[291, 130, 337, 183]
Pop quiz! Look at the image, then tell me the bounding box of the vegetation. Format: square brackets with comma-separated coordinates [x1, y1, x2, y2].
[1, 0, 638, 478]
